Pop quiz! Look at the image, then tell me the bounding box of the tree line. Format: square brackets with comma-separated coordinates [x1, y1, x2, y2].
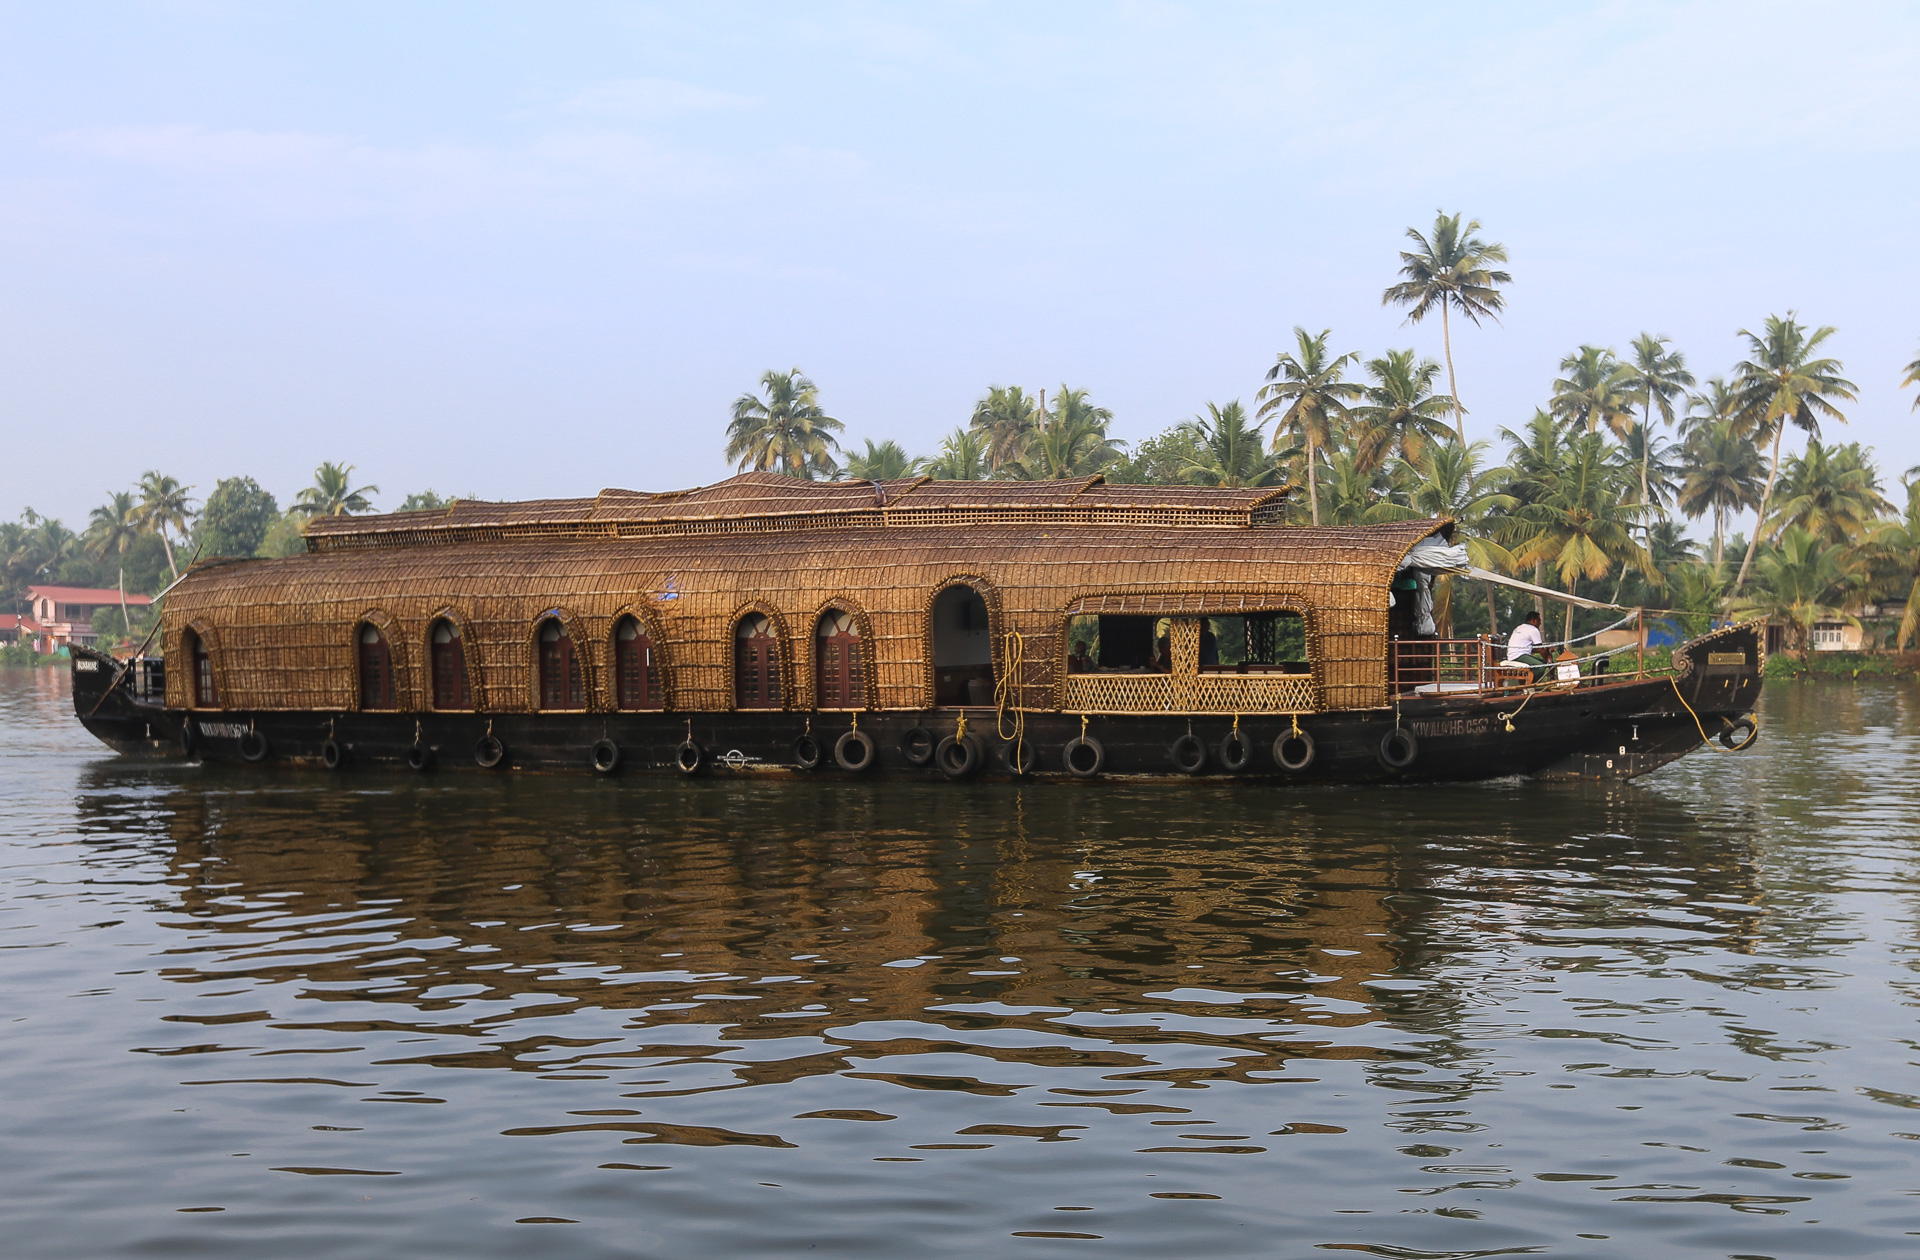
[723, 213, 1920, 654]
[2, 462, 455, 642]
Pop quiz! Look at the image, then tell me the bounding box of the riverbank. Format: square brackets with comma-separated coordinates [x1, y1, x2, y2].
[1764, 650, 1920, 679]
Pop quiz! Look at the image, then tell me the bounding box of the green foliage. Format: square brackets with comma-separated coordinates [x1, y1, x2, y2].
[922, 429, 989, 481]
[257, 513, 308, 558]
[1179, 401, 1285, 488]
[197, 476, 279, 558]
[842, 439, 919, 481]
[726, 368, 842, 479]
[400, 490, 456, 512]
[293, 462, 379, 518]
[1106, 425, 1203, 487]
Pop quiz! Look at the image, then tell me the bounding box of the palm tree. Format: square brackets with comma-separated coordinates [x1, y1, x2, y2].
[135, 471, 195, 581]
[841, 438, 919, 481]
[1728, 526, 1860, 657]
[292, 462, 380, 519]
[1179, 401, 1284, 488]
[1398, 440, 1516, 635]
[1765, 438, 1891, 544]
[1550, 345, 1638, 438]
[1729, 314, 1857, 589]
[85, 491, 141, 616]
[1257, 327, 1363, 526]
[1381, 210, 1511, 442]
[1867, 479, 1920, 649]
[923, 428, 989, 481]
[726, 368, 843, 479]
[1677, 418, 1764, 567]
[1500, 409, 1570, 618]
[1006, 387, 1121, 481]
[1508, 431, 1654, 644]
[1316, 448, 1410, 526]
[1622, 333, 1695, 547]
[968, 385, 1043, 473]
[1351, 349, 1456, 472]
[1904, 342, 1920, 412]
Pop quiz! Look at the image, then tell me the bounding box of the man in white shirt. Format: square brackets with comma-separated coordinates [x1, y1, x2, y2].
[1505, 611, 1545, 662]
[1505, 610, 1548, 681]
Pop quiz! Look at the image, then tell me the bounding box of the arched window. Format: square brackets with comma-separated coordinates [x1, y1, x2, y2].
[186, 630, 218, 708]
[815, 610, 864, 708]
[614, 616, 660, 710]
[734, 613, 782, 710]
[358, 624, 395, 709]
[430, 619, 470, 710]
[538, 618, 585, 710]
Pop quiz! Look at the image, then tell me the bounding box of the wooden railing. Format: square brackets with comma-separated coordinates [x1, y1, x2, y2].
[1390, 637, 1650, 695]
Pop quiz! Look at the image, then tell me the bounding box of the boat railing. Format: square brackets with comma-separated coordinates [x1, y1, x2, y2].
[1390, 636, 1657, 697]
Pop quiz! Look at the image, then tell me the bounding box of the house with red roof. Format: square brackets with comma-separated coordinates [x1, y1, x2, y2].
[26, 585, 153, 649]
[0, 613, 52, 653]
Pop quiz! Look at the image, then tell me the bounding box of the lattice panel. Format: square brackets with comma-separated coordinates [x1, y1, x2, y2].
[1062, 672, 1315, 714]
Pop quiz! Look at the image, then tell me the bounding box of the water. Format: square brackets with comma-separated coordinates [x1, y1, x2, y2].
[3, 670, 1918, 1259]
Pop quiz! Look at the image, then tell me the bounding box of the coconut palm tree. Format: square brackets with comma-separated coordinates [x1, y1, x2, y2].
[1677, 418, 1764, 568]
[85, 491, 141, 609]
[1867, 479, 1920, 649]
[923, 428, 989, 481]
[1397, 440, 1516, 635]
[1380, 210, 1510, 442]
[1622, 333, 1695, 546]
[726, 368, 843, 479]
[1256, 327, 1363, 526]
[1351, 349, 1456, 472]
[1316, 448, 1410, 526]
[1728, 526, 1861, 657]
[1765, 438, 1891, 544]
[1007, 390, 1124, 481]
[968, 385, 1043, 473]
[1729, 314, 1856, 589]
[1499, 409, 1571, 618]
[841, 439, 919, 481]
[1550, 345, 1638, 438]
[135, 471, 196, 580]
[1904, 342, 1920, 411]
[1507, 431, 1654, 644]
[1179, 401, 1284, 488]
[292, 462, 380, 520]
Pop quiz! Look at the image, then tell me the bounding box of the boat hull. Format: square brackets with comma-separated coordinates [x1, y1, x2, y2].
[70, 625, 1763, 784]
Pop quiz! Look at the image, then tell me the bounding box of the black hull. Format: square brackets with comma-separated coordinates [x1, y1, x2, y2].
[70, 625, 1763, 785]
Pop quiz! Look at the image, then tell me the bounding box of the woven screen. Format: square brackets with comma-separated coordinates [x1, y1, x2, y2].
[171, 474, 1448, 715]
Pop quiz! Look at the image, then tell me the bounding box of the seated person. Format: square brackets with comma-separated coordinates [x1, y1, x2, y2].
[1505, 611, 1549, 681]
[1199, 621, 1219, 667]
[1067, 641, 1093, 674]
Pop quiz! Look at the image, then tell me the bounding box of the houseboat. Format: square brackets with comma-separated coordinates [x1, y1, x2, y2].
[68, 472, 1762, 783]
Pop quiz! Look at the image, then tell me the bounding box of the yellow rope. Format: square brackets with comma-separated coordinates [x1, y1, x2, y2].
[955, 709, 968, 743]
[995, 629, 1026, 753]
[1495, 689, 1534, 733]
[1669, 676, 1747, 751]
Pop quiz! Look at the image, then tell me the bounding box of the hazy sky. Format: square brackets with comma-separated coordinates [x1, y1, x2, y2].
[4, 1, 1918, 528]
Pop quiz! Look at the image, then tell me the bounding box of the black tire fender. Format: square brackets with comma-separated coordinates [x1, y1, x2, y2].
[1170, 732, 1208, 775]
[406, 741, 430, 771]
[1005, 738, 1038, 776]
[321, 738, 344, 770]
[1217, 729, 1253, 773]
[1062, 735, 1104, 778]
[1718, 717, 1758, 751]
[1377, 727, 1419, 772]
[590, 738, 621, 774]
[179, 720, 198, 758]
[934, 733, 983, 779]
[675, 738, 705, 775]
[899, 725, 935, 766]
[1273, 729, 1316, 772]
[793, 733, 824, 770]
[474, 734, 506, 769]
[834, 729, 877, 773]
[239, 728, 270, 763]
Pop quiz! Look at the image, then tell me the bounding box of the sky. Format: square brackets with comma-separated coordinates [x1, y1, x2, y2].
[3, 1, 1918, 530]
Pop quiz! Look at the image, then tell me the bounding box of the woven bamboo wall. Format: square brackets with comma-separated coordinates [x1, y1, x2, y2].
[167, 476, 1446, 716]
